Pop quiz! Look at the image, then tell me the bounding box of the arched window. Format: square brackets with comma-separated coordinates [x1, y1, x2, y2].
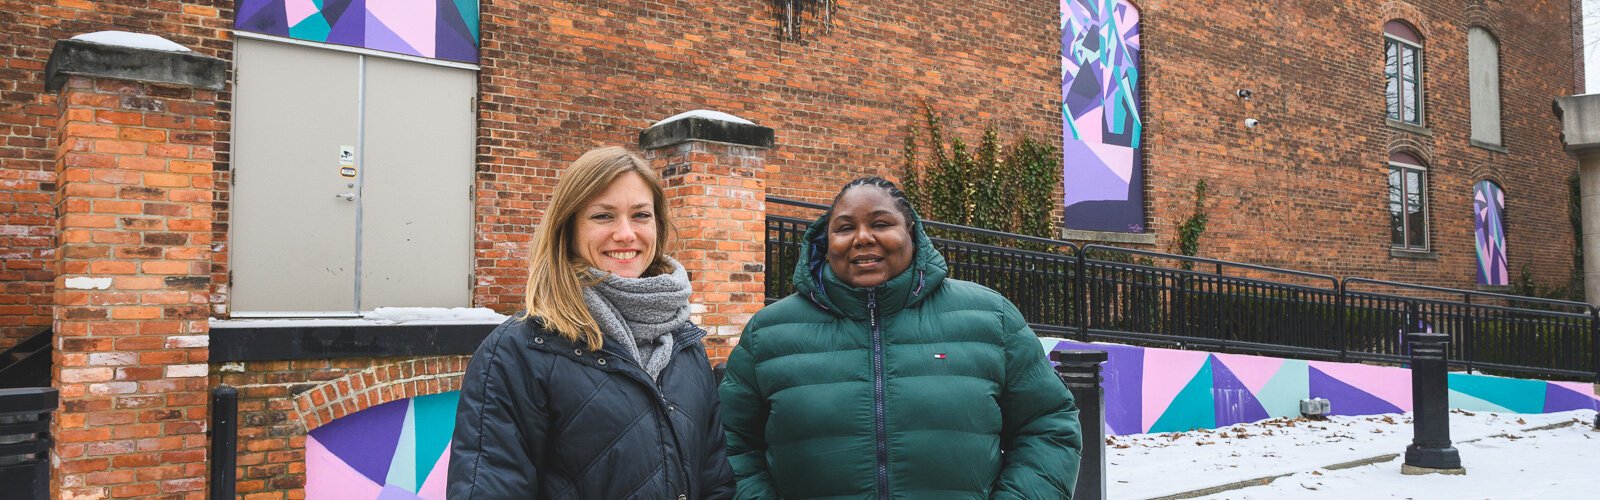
[1384, 20, 1424, 125]
[1474, 180, 1508, 285]
[1388, 152, 1428, 250]
[1468, 28, 1502, 146]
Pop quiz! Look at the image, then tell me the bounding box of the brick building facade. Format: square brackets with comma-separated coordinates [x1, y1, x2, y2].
[0, 0, 1587, 498]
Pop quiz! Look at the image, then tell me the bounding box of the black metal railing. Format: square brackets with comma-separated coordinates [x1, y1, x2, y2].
[0, 387, 57, 500]
[763, 196, 1600, 382]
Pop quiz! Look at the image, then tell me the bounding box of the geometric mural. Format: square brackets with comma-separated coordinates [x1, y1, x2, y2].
[1061, 0, 1144, 233]
[1045, 339, 1600, 435]
[306, 391, 458, 499]
[235, 0, 480, 63]
[1474, 180, 1509, 286]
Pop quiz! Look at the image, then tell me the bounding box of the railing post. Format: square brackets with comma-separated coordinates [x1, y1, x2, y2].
[1052, 350, 1108, 500]
[1592, 307, 1599, 384]
[210, 386, 238, 500]
[0, 388, 56, 500]
[1336, 281, 1349, 362]
[1076, 251, 1089, 342]
[1402, 332, 1464, 475]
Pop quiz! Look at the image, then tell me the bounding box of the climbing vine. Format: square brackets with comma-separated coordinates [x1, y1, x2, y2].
[900, 103, 1061, 247]
[1176, 180, 1209, 270]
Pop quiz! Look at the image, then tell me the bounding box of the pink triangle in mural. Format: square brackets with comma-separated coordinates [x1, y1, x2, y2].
[1212, 353, 1285, 394]
[1308, 361, 1413, 412]
[364, 11, 422, 57]
[366, 0, 436, 57]
[416, 444, 450, 499]
[1140, 348, 1210, 432]
[306, 436, 386, 498]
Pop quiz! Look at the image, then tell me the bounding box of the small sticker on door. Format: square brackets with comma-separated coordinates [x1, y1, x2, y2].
[339, 145, 356, 177]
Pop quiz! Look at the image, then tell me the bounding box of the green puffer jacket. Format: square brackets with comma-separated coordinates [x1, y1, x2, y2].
[719, 210, 1082, 499]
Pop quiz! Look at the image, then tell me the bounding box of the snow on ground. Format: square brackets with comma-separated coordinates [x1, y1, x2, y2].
[1110, 409, 1599, 499]
[211, 307, 509, 328]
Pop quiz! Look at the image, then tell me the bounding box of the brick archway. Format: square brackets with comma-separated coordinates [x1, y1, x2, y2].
[293, 356, 468, 431]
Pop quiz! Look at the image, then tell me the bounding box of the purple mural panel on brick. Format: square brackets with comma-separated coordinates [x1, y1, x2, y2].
[1061, 0, 1143, 232]
[235, 0, 478, 63]
[1061, 340, 1144, 435]
[1473, 180, 1509, 286]
[1211, 357, 1271, 427]
[1308, 367, 1403, 416]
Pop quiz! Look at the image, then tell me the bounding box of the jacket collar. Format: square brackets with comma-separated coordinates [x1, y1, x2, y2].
[790, 206, 947, 321]
[521, 317, 706, 358]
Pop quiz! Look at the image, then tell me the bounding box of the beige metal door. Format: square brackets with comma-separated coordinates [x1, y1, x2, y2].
[359, 57, 473, 308]
[231, 38, 361, 314]
[231, 37, 475, 315]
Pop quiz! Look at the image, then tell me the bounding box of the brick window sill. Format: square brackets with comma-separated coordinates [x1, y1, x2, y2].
[1386, 119, 1433, 137]
[1470, 139, 1508, 154]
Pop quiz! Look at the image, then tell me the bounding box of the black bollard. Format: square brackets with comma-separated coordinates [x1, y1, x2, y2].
[210, 386, 238, 500]
[1052, 349, 1108, 500]
[1402, 332, 1464, 474]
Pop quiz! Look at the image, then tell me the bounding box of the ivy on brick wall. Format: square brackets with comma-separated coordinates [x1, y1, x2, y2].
[901, 103, 1060, 247]
[1176, 179, 1209, 270]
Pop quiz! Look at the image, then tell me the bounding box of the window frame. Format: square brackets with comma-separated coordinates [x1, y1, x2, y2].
[1384, 34, 1425, 126]
[1388, 159, 1430, 251]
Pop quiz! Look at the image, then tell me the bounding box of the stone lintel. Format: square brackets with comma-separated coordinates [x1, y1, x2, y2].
[44, 38, 225, 92]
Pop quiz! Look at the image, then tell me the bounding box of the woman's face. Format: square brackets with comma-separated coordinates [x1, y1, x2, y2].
[573, 172, 658, 279]
[826, 187, 914, 289]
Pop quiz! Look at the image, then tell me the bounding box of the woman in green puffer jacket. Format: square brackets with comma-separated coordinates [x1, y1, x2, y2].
[720, 177, 1082, 499]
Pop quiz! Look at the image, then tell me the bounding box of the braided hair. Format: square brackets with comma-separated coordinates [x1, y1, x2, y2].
[826, 176, 917, 229]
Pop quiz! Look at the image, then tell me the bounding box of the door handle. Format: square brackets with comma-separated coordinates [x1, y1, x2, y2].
[336, 193, 356, 201]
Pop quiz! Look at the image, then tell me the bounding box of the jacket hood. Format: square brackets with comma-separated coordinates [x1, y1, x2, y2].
[790, 203, 948, 320]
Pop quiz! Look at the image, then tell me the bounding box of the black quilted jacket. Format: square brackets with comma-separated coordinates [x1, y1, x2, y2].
[448, 316, 735, 499]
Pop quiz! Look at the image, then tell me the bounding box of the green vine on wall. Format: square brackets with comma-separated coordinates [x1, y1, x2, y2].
[1176, 180, 1209, 270]
[900, 103, 1061, 248]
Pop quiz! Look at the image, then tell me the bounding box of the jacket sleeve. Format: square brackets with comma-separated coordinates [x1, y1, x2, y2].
[718, 334, 782, 499]
[449, 327, 546, 499]
[991, 303, 1083, 500]
[699, 356, 736, 499]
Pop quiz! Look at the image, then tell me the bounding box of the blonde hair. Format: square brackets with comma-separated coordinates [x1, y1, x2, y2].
[523, 146, 674, 348]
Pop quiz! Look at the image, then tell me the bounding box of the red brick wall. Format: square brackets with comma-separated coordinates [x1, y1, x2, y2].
[0, 0, 1585, 348]
[0, 0, 233, 349]
[1136, 0, 1580, 288]
[51, 74, 218, 499]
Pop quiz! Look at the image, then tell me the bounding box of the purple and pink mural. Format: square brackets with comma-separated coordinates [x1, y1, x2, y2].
[1061, 0, 1144, 233]
[1043, 338, 1600, 435]
[307, 391, 458, 499]
[235, 0, 480, 63]
[1474, 180, 1509, 286]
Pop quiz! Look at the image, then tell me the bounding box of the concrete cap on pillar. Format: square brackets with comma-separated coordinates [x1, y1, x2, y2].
[639, 109, 776, 150]
[44, 31, 226, 92]
[1554, 95, 1600, 154]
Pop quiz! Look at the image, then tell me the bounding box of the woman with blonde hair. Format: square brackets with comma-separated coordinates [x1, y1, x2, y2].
[450, 146, 733, 499]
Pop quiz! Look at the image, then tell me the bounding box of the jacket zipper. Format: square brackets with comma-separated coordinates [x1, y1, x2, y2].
[868, 290, 889, 499]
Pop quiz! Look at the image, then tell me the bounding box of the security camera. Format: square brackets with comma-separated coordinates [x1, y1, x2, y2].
[1237, 89, 1253, 100]
[1244, 118, 1259, 128]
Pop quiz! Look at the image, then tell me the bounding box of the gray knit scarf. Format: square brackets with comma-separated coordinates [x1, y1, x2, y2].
[581, 257, 692, 381]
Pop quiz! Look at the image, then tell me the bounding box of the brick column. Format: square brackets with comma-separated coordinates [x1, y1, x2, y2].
[640, 112, 775, 363]
[45, 36, 224, 499]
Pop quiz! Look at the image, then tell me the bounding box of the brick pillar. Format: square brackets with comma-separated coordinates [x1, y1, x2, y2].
[640, 112, 775, 363]
[44, 36, 225, 499]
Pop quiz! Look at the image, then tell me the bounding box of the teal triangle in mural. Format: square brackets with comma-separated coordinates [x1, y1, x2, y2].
[290, 12, 332, 42]
[1448, 389, 1512, 413]
[1253, 359, 1309, 418]
[1447, 373, 1545, 414]
[1148, 357, 1216, 433]
[414, 391, 460, 484]
[386, 400, 418, 491]
[453, 0, 480, 40]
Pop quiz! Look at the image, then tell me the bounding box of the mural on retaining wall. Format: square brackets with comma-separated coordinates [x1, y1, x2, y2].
[1061, 0, 1144, 233]
[235, 0, 480, 63]
[1474, 180, 1509, 286]
[1044, 339, 1600, 435]
[307, 391, 459, 499]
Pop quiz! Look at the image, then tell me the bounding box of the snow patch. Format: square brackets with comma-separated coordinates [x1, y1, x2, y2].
[212, 307, 510, 328]
[71, 31, 192, 53]
[64, 277, 112, 290]
[654, 109, 755, 126]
